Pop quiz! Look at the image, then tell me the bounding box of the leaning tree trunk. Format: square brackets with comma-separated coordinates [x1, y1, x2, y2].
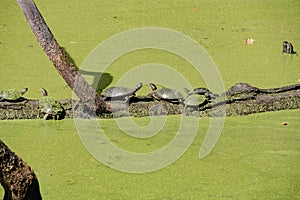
[16, 0, 107, 114]
[0, 140, 42, 200]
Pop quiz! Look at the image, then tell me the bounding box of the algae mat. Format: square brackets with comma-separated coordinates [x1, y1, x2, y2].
[0, 110, 299, 199]
[1, 0, 300, 98]
[0, 0, 300, 199]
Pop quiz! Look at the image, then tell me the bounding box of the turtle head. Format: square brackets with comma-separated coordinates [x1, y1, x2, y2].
[21, 88, 28, 95]
[183, 88, 191, 95]
[150, 83, 157, 91]
[135, 82, 143, 91]
[40, 88, 48, 96]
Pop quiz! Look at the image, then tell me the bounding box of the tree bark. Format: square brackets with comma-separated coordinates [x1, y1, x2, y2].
[0, 140, 42, 200]
[16, 0, 107, 113]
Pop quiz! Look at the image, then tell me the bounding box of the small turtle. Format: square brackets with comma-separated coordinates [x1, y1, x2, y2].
[186, 87, 210, 96]
[39, 88, 64, 120]
[282, 41, 296, 54]
[182, 88, 206, 114]
[187, 87, 219, 101]
[102, 82, 143, 102]
[205, 91, 219, 101]
[150, 83, 184, 103]
[225, 83, 259, 95]
[0, 88, 28, 101]
[184, 94, 206, 107]
[223, 83, 260, 102]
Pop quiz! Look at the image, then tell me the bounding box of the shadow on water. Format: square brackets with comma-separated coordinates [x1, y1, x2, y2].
[61, 47, 113, 94]
[78, 69, 113, 94]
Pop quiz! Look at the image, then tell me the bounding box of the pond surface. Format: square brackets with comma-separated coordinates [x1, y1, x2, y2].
[0, 110, 299, 199]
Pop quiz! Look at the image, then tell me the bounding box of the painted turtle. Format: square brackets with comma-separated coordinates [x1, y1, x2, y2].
[184, 94, 206, 107]
[186, 87, 219, 101]
[282, 41, 296, 54]
[102, 82, 143, 102]
[186, 87, 210, 96]
[223, 83, 260, 101]
[150, 83, 184, 103]
[39, 88, 64, 120]
[0, 88, 28, 101]
[225, 83, 259, 95]
[183, 88, 206, 108]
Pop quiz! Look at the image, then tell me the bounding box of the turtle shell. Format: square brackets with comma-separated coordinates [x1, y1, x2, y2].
[153, 87, 184, 101]
[0, 88, 27, 100]
[226, 83, 259, 95]
[189, 87, 210, 95]
[39, 97, 63, 116]
[184, 95, 206, 106]
[102, 83, 142, 100]
[102, 86, 134, 98]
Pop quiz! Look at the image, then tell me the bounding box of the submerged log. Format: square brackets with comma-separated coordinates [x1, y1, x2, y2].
[0, 83, 299, 119]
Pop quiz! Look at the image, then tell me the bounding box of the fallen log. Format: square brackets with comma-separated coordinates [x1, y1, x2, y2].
[0, 83, 299, 120]
[14, 0, 299, 120]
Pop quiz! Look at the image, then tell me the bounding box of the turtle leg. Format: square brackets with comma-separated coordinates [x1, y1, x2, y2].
[178, 98, 184, 104]
[43, 114, 48, 120]
[124, 96, 130, 104]
[183, 88, 191, 95]
[102, 96, 107, 101]
[183, 105, 188, 113]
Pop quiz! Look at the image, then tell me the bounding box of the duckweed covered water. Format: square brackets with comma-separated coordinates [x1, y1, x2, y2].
[1, 0, 300, 199]
[0, 109, 299, 199]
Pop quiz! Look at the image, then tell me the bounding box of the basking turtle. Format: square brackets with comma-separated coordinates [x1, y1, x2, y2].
[102, 82, 143, 102]
[39, 88, 64, 120]
[186, 87, 219, 101]
[150, 83, 184, 103]
[184, 94, 206, 107]
[0, 88, 28, 101]
[183, 88, 205, 108]
[223, 83, 260, 101]
[186, 87, 210, 96]
[282, 41, 296, 54]
[225, 83, 259, 96]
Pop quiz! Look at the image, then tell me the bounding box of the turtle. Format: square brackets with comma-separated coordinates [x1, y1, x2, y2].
[222, 83, 260, 101]
[282, 41, 296, 54]
[39, 88, 64, 120]
[186, 87, 210, 96]
[101, 82, 143, 102]
[225, 83, 259, 96]
[0, 88, 28, 101]
[183, 88, 206, 108]
[186, 87, 219, 101]
[184, 94, 206, 107]
[150, 83, 184, 103]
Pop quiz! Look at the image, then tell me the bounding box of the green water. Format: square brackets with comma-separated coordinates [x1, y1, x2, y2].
[1, 0, 300, 199]
[0, 110, 299, 199]
[1, 0, 300, 98]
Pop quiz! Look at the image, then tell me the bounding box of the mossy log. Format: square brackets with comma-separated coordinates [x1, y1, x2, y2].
[0, 83, 299, 120]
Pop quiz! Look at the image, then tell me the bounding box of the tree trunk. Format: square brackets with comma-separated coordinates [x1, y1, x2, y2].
[16, 0, 107, 114]
[0, 140, 42, 200]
